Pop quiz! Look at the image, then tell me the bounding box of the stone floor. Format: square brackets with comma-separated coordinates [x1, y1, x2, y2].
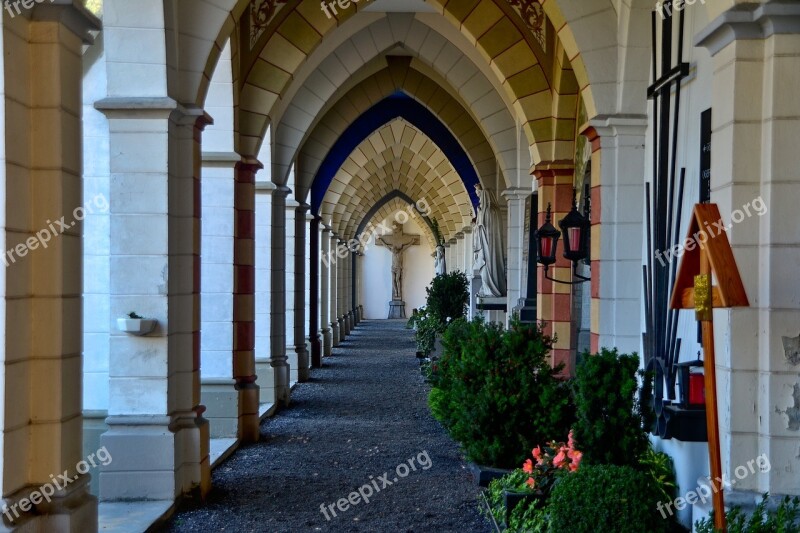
[157, 320, 491, 533]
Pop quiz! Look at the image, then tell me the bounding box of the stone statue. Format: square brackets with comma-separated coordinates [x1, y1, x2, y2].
[434, 245, 446, 276]
[472, 184, 506, 297]
[377, 223, 420, 301]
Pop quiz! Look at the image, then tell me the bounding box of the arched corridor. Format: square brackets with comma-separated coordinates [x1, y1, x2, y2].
[158, 320, 488, 532]
[1, 0, 799, 530]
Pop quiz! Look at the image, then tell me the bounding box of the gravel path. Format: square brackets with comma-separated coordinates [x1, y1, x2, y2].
[158, 319, 491, 533]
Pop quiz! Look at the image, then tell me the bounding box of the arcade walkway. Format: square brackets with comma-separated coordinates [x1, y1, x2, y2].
[157, 320, 489, 533]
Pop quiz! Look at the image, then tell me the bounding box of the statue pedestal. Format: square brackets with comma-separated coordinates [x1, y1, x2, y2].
[388, 299, 406, 319]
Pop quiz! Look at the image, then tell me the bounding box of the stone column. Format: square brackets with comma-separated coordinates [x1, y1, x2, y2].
[285, 199, 298, 386]
[96, 101, 210, 500]
[581, 118, 647, 356]
[0, 5, 100, 528]
[534, 166, 576, 376]
[347, 250, 355, 332]
[232, 160, 261, 442]
[337, 240, 347, 340]
[270, 186, 291, 406]
[503, 187, 532, 319]
[695, 3, 800, 498]
[310, 217, 323, 367]
[255, 181, 276, 406]
[342, 245, 352, 336]
[321, 227, 333, 356]
[330, 234, 341, 347]
[462, 225, 475, 319]
[453, 232, 464, 272]
[294, 204, 310, 382]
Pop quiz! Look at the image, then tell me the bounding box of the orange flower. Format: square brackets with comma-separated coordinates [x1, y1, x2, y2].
[526, 477, 536, 488]
[523, 459, 533, 473]
[568, 450, 583, 471]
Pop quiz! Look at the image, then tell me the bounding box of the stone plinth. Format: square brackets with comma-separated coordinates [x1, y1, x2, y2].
[388, 300, 406, 319]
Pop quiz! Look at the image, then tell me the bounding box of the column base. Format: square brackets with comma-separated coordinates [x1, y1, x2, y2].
[287, 346, 299, 386]
[331, 321, 340, 347]
[388, 300, 406, 319]
[296, 344, 310, 382]
[310, 332, 322, 368]
[100, 413, 208, 501]
[338, 317, 346, 341]
[2, 475, 97, 532]
[234, 378, 260, 443]
[322, 328, 333, 356]
[271, 359, 291, 407]
[344, 312, 352, 335]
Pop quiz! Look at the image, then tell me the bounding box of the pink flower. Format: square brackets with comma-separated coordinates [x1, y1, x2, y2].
[526, 477, 536, 488]
[553, 450, 568, 468]
[523, 459, 533, 473]
[532, 446, 543, 464]
[568, 430, 576, 449]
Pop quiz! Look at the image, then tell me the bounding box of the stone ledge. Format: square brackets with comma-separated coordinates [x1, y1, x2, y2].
[696, 1, 800, 56]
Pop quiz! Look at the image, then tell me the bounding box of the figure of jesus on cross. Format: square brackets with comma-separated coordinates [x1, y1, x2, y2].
[376, 222, 420, 301]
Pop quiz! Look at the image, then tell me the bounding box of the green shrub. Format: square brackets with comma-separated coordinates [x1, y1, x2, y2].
[572, 348, 649, 467]
[408, 307, 440, 355]
[429, 317, 575, 468]
[425, 271, 469, 327]
[546, 464, 669, 533]
[694, 494, 800, 533]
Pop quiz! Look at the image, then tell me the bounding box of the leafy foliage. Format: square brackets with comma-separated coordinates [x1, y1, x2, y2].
[429, 317, 575, 468]
[694, 494, 800, 533]
[546, 464, 669, 533]
[572, 348, 649, 468]
[639, 447, 678, 505]
[483, 469, 549, 533]
[407, 307, 440, 355]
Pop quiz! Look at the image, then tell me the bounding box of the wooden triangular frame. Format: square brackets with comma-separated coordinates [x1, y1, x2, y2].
[670, 203, 749, 310]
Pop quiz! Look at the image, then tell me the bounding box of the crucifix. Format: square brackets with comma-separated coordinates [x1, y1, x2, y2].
[671, 204, 749, 532]
[376, 222, 420, 318]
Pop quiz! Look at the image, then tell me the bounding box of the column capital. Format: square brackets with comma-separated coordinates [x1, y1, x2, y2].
[286, 198, 300, 209]
[272, 185, 291, 199]
[580, 114, 648, 141]
[255, 181, 278, 193]
[295, 202, 310, 215]
[695, 1, 800, 56]
[461, 225, 473, 234]
[32, 1, 101, 44]
[455, 232, 465, 239]
[501, 187, 532, 201]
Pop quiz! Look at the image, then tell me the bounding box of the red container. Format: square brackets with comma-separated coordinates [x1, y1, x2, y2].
[688, 372, 705, 406]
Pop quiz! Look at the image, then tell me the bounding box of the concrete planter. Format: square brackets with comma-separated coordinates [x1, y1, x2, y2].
[116, 317, 157, 336]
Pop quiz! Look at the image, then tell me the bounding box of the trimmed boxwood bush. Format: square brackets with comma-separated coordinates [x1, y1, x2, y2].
[572, 348, 649, 468]
[546, 464, 669, 533]
[429, 317, 574, 468]
[425, 270, 469, 326]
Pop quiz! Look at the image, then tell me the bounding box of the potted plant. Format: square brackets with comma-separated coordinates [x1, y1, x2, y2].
[116, 312, 157, 336]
